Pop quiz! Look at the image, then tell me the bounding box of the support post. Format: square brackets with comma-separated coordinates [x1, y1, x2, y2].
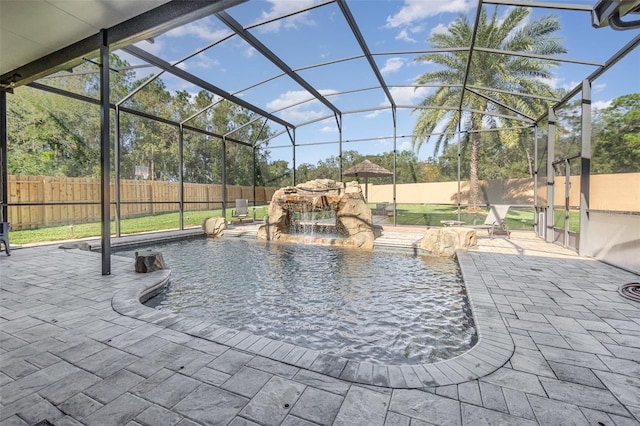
[292, 145, 296, 186]
[114, 106, 121, 237]
[338, 114, 343, 181]
[178, 125, 184, 230]
[533, 125, 538, 232]
[0, 91, 8, 223]
[392, 106, 397, 225]
[292, 128, 296, 186]
[546, 108, 556, 243]
[99, 30, 111, 275]
[221, 136, 227, 220]
[457, 115, 462, 221]
[564, 159, 570, 247]
[579, 79, 591, 254]
[253, 145, 257, 208]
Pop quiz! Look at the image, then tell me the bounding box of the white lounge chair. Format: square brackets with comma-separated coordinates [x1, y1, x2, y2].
[469, 205, 511, 239]
[232, 199, 250, 223]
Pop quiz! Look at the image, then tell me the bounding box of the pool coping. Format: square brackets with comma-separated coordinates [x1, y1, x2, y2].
[111, 247, 514, 389]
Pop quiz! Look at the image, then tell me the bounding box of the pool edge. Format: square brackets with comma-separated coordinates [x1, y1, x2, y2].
[111, 247, 514, 389]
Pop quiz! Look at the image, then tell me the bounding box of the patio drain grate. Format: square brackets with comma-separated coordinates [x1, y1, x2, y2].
[619, 282, 640, 302]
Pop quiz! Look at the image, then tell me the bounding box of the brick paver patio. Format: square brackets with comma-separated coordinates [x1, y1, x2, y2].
[1, 230, 638, 425]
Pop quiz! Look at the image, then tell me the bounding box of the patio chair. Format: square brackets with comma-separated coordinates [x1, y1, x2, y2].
[469, 205, 511, 239]
[232, 199, 250, 223]
[0, 222, 10, 256]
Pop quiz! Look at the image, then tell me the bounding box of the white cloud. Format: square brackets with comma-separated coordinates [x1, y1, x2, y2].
[376, 137, 394, 147]
[321, 125, 338, 133]
[592, 100, 612, 110]
[389, 85, 432, 106]
[430, 23, 450, 37]
[539, 76, 562, 90]
[411, 24, 426, 34]
[593, 82, 606, 93]
[399, 140, 413, 151]
[386, 0, 473, 28]
[278, 109, 327, 123]
[365, 109, 386, 119]
[244, 45, 256, 58]
[166, 18, 231, 42]
[381, 58, 406, 75]
[565, 80, 583, 91]
[267, 90, 315, 110]
[257, 0, 323, 33]
[364, 85, 432, 118]
[133, 39, 166, 57]
[267, 89, 338, 123]
[395, 28, 416, 43]
[189, 54, 220, 70]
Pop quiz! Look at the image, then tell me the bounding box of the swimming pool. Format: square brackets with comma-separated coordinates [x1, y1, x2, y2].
[119, 237, 476, 364]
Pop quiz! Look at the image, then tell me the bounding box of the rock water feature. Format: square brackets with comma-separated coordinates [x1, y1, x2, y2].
[257, 179, 377, 249]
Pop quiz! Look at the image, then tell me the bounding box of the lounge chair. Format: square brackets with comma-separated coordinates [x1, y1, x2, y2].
[0, 222, 10, 256]
[469, 205, 511, 239]
[232, 199, 250, 223]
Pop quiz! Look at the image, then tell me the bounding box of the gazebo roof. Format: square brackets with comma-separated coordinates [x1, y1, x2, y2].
[343, 159, 393, 178]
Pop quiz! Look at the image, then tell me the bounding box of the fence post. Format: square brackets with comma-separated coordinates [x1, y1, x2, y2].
[148, 180, 154, 215]
[41, 176, 49, 226]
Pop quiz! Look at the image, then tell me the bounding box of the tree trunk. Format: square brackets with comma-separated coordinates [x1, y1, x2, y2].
[469, 131, 480, 211]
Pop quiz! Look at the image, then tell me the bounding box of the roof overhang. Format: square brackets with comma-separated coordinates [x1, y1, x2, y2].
[592, 0, 640, 29]
[0, 0, 246, 89]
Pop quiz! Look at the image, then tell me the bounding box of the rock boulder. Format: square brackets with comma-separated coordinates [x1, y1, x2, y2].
[135, 250, 167, 273]
[420, 227, 477, 257]
[203, 216, 227, 238]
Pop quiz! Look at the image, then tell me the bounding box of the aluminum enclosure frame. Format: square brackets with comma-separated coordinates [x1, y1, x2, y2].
[1, 0, 638, 274]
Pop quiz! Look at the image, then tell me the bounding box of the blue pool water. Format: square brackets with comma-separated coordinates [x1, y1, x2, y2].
[118, 237, 476, 364]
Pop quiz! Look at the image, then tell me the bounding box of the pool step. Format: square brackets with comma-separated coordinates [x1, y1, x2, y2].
[225, 223, 261, 239]
[373, 231, 425, 249]
[224, 225, 426, 250]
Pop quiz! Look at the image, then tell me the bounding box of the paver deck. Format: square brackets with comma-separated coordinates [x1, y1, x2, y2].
[1, 228, 639, 426]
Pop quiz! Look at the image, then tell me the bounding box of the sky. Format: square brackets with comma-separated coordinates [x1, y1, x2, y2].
[120, 0, 639, 167]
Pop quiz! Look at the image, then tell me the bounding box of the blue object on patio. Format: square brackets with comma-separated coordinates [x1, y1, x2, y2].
[0, 222, 10, 256]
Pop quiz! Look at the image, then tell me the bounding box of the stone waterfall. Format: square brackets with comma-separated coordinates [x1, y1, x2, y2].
[257, 179, 378, 249]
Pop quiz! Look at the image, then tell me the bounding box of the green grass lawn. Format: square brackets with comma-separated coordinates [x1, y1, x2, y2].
[10, 206, 269, 245]
[9, 203, 579, 245]
[551, 208, 581, 232]
[391, 204, 579, 233]
[389, 204, 535, 229]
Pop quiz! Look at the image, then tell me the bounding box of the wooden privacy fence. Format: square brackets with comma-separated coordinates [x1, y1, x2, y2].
[5, 175, 278, 230]
[7, 173, 637, 230]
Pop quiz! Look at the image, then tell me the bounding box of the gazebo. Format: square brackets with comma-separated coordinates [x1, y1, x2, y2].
[342, 159, 393, 202]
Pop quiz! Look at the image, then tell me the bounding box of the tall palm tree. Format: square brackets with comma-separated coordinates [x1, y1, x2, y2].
[412, 6, 565, 209]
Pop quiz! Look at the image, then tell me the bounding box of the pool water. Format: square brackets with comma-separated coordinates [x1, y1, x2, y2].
[118, 238, 476, 364]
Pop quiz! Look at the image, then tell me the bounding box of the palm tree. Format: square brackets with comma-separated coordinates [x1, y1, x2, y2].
[412, 6, 565, 209]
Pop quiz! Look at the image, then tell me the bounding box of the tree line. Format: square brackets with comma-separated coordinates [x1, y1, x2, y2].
[5, 51, 637, 190]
